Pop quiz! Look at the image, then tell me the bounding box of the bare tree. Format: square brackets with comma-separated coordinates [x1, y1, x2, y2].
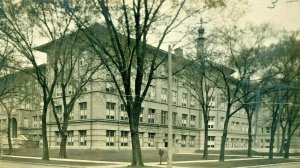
[181, 32, 221, 159]
[0, 71, 38, 154]
[0, 1, 79, 160]
[259, 31, 300, 159]
[209, 25, 271, 161]
[63, 0, 225, 166]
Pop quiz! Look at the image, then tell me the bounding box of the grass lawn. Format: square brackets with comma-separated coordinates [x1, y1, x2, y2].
[1, 148, 300, 168]
[6, 148, 251, 162]
[2, 148, 300, 168]
[0, 157, 109, 167]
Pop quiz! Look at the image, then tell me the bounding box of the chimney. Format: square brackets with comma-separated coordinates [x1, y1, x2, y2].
[174, 47, 183, 57]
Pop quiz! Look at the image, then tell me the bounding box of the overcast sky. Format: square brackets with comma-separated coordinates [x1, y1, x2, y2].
[242, 0, 300, 30]
[35, 1, 300, 64]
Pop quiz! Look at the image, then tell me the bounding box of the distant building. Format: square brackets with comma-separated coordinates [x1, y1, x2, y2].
[0, 68, 43, 148]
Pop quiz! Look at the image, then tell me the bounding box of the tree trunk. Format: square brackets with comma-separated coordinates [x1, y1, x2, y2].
[59, 133, 68, 158]
[268, 122, 277, 160]
[41, 110, 49, 160]
[247, 121, 252, 158]
[279, 128, 286, 156]
[219, 117, 230, 162]
[284, 135, 291, 159]
[284, 122, 292, 159]
[129, 103, 144, 167]
[202, 116, 208, 160]
[58, 107, 72, 159]
[7, 117, 12, 154]
[130, 129, 144, 167]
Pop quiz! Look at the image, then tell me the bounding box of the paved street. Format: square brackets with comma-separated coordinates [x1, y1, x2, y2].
[0, 160, 73, 168]
[240, 162, 300, 168]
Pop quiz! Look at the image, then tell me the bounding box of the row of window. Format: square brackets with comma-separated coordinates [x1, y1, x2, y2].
[225, 138, 249, 149]
[229, 121, 249, 133]
[55, 85, 88, 97]
[54, 130, 197, 148]
[160, 111, 196, 127]
[55, 102, 87, 121]
[206, 117, 249, 132]
[55, 130, 87, 146]
[55, 102, 196, 127]
[147, 87, 195, 108]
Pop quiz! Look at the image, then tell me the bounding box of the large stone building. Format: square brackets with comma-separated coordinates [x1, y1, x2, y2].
[1, 24, 300, 153]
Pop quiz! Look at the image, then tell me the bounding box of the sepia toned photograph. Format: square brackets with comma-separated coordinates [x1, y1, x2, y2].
[0, 0, 300, 167]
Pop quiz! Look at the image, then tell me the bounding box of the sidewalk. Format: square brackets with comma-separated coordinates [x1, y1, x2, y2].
[1, 154, 300, 168]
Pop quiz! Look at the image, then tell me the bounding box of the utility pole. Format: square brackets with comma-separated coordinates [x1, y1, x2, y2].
[167, 45, 173, 168]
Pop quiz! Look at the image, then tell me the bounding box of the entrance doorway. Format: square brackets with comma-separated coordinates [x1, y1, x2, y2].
[11, 117, 17, 138]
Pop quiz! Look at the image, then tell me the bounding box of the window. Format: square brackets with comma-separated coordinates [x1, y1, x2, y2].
[231, 121, 235, 131]
[25, 99, 32, 109]
[172, 77, 177, 85]
[32, 134, 38, 141]
[79, 102, 87, 119]
[181, 135, 187, 147]
[182, 93, 187, 106]
[266, 127, 271, 134]
[182, 114, 187, 127]
[39, 115, 42, 126]
[55, 105, 63, 122]
[68, 85, 75, 95]
[172, 112, 177, 126]
[106, 102, 115, 119]
[67, 131, 74, 146]
[236, 122, 240, 132]
[147, 86, 155, 100]
[148, 133, 155, 147]
[56, 85, 62, 96]
[79, 130, 87, 146]
[69, 110, 74, 120]
[190, 96, 195, 108]
[161, 88, 167, 103]
[105, 74, 114, 93]
[148, 109, 155, 123]
[120, 104, 128, 121]
[55, 131, 61, 145]
[209, 96, 215, 108]
[172, 91, 177, 104]
[105, 82, 115, 93]
[208, 136, 215, 148]
[139, 108, 143, 122]
[265, 139, 271, 148]
[83, 86, 88, 92]
[208, 136, 215, 141]
[139, 133, 144, 147]
[24, 118, 28, 128]
[121, 131, 129, 146]
[208, 116, 215, 129]
[190, 136, 195, 147]
[79, 58, 85, 66]
[190, 115, 196, 128]
[106, 130, 115, 146]
[220, 117, 224, 128]
[161, 111, 168, 125]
